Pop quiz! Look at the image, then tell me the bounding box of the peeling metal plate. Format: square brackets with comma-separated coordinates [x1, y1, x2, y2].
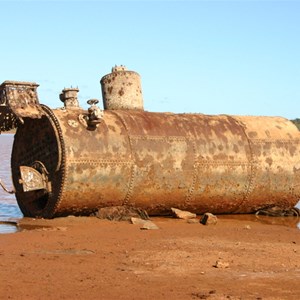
[19, 166, 46, 192]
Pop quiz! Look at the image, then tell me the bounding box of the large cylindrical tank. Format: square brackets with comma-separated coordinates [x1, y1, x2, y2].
[11, 106, 300, 218]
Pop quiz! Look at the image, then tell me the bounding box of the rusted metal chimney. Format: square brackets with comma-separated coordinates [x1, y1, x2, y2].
[100, 65, 144, 110]
[59, 87, 80, 109]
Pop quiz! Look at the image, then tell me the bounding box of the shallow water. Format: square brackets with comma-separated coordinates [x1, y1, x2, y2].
[0, 134, 299, 234]
[0, 134, 23, 233]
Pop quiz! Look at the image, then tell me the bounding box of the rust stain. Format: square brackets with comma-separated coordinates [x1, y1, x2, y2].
[1, 68, 299, 218]
[0, 81, 45, 132]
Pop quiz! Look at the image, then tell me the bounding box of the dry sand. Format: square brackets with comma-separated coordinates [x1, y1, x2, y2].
[0, 215, 299, 300]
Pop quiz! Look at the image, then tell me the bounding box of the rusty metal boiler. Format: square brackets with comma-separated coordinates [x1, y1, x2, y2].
[0, 66, 299, 218]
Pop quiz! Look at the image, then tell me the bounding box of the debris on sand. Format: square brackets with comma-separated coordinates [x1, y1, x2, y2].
[171, 207, 197, 220]
[213, 259, 230, 269]
[131, 217, 159, 230]
[200, 213, 218, 225]
[255, 206, 300, 217]
[94, 206, 149, 221]
[187, 218, 199, 224]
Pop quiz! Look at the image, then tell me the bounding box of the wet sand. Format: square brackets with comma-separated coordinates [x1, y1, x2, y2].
[0, 215, 299, 299]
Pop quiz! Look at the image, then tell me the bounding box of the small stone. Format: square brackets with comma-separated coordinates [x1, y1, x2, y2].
[213, 260, 229, 269]
[187, 218, 199, 224]
[200, 213, 218, 225]
[141, 221, 159, 230]
[171, 207, 196, 220]
[131, 217, 145, 225]
[131, 217, 159, 230]
[56, 227, 67, 231]
[244, 225, 251, 230]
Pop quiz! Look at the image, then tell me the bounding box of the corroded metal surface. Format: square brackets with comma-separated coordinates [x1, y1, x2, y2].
[100, 66, 144, 110]
[2, 71, 300, 218]
[19, 166, 49, 192]
[11, 107, 300, 218]
[59, 88, 80, 109]
[0, 81, 44, 132]
[11, 105, 65, 217]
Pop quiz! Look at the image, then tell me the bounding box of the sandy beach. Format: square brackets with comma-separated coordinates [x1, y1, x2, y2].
[0, 215, 299, 300]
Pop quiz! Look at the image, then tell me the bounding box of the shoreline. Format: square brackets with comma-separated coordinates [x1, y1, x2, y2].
[1, 215, 299, 299]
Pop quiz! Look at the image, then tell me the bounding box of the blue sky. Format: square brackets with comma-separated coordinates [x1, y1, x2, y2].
[1, 0, 299, 119]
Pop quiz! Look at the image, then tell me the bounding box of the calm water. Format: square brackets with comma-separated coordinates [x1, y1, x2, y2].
[0, 134, 299, 233]
[0, 134, 23, 233]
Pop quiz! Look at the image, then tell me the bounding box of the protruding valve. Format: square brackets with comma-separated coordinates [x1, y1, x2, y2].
[87, 99, 103, 127]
